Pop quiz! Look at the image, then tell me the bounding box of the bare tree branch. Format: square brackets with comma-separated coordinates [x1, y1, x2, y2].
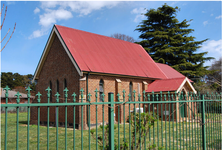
[0, 4, 16, 52]
[110, 33, 135, 43]
[0, 4, 7, 30]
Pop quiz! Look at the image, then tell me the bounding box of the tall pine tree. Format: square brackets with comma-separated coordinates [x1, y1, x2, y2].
[136, 4, 214, 81]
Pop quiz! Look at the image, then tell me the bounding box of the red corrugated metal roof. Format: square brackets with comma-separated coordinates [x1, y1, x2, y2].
[146, 77, 186, 93]
[55, 25, 167, 79]
[156, 63, 193, 82]
[156, 63, 185, 79]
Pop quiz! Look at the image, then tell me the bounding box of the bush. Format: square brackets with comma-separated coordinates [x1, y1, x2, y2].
[91, 112, 163, 150]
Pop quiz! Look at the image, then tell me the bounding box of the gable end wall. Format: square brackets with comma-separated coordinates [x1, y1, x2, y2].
[30, 35, 80, 126]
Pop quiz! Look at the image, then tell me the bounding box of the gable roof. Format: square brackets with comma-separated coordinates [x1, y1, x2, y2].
[33, 25, 167, 80]
[156, 63, 185, 79]
[146, 77, 196, 93]
[156, 63, 193, 82]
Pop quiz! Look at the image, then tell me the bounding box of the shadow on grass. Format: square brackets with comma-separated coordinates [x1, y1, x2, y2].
[19, 121, 28, 124]
[208, 139, 221, 149]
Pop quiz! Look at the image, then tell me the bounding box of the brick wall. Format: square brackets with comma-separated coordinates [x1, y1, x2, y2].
[30, 35, 80, 127]
[82, 74, 152, 126]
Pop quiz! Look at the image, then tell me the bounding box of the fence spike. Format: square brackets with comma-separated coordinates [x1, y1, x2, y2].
[72, 92, 76, 102]
[36, 92, 42, 103]
[138, 93, 141, 101]
[94, 89, 98, 98]
[168, 91, 170, 100]
[133, 90, 136, 101]
[55, 92, 60, 103]
[152, 91, 154, 101]
[64, 87, 69, 99]
[156, 93, 159, 101]
[147, 93, 150, 101]
[164, 94, 167, 101]
[15, 92, 21, 104]
[87, 93, 92, 102]
[160, 91, 162, 100]
[101, 93, 105, 102]
[45, 87, 51, 101]
[122, 89, 126, 99]
[26, 86, 32, 99]
[128, 93, 131, 101]
[3, 85, 10, 98]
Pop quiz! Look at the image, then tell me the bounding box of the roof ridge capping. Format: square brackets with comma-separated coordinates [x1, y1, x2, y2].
[55, 24, 140, 46]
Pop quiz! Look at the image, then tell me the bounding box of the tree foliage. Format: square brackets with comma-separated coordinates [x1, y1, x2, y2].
[206, 57, 221, 92]
[135, 4, 214, 81]
[110, 33, 135, 43]
[1, 72, 36, 91]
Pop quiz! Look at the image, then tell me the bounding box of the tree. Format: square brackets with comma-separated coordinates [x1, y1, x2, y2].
[135, 4, 214, 81]
[110, 33, 135, 43]
[1, 72, 14, 88]
[206, 57, 221, 92]
[1, 4, 16, 52]
[1, 72, 36, 92]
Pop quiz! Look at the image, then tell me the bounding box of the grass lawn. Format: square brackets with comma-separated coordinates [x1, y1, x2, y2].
[1, 112, 221, 150]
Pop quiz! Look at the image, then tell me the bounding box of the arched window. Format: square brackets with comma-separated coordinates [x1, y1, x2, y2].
[49, 81, 52, 102]
[129, 82, 133, 100]
[56, 80, 59, 93]
[99, 79, 104, 102]
[64, 78, 67, 89]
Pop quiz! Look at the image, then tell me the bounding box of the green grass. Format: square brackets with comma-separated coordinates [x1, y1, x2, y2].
[1, 112, 222, 150]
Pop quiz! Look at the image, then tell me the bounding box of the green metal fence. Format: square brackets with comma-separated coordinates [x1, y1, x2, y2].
[1, 85, 222, 150]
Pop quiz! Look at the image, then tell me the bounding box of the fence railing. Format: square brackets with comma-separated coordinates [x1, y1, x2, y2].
[1, 85, 222, 150]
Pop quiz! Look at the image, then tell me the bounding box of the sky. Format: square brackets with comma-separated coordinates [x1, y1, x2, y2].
[1, 1, 221, 75]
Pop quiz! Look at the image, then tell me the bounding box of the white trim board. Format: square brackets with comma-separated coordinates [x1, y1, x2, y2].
[176, 77, 197, 94]
[32, 25, 82, 82]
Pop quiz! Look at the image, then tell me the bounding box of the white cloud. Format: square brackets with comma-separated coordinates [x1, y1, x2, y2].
[170, 2, 178, 6]
[201, 39, 222, 66]
[203, 21, 208, 26]
[201, 39, 222, 53]
[34, 7, 40, 14]
[30, 1, 121, 39]
[215, 15, 222, 19]
[39, 9, 73, 27]
[29, 30, 44, 39]
[210, 14, 213, 16]
[131, 7, 147, 23]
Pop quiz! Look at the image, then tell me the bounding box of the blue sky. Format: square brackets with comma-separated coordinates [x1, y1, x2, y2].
[1, 1, 221, 75]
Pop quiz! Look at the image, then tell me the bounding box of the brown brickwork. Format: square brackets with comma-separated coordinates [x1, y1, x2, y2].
[86, 74, 152, 125]
[31, 33, 156, 129]
[30, 35, 80, 128]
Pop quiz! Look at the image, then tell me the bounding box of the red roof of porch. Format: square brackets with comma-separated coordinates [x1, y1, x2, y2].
[146, 77, 186, 93]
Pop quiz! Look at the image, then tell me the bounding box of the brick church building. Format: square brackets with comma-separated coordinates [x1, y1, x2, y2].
[30, 25, 196, 129]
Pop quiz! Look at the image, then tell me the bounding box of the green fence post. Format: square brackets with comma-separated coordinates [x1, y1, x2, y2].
[26, 86, 32, 150]
[15, 91, 21, 150]
[201, 94, 206, 150]
[36, 92, 42, 150]
[108, 92, 114, 150]
[4, 85, 10, 150]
